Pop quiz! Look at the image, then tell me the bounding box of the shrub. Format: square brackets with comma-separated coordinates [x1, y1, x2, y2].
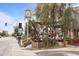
[42, 36, 49, 48]
[22, 39, 31, 47]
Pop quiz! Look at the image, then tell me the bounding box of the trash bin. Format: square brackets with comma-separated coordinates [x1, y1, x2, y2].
[64, 39, 69, 47]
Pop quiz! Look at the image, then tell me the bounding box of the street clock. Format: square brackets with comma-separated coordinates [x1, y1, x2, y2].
[25, 9, 32, 18]
[24, 9, 32, 41]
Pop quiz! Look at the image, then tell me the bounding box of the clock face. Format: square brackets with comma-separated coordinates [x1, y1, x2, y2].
[25, 10, 31, 18]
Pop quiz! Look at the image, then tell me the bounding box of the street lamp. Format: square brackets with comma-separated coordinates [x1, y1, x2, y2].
[25, 9, 32, 41]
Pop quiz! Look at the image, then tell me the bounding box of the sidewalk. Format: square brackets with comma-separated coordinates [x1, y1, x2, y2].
[32, 46, 79, 53]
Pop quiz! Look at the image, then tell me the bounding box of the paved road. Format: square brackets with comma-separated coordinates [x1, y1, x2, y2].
[1, 37, 79, 56]
[0, 37, 36, 56]
[36, 51, 79, 56]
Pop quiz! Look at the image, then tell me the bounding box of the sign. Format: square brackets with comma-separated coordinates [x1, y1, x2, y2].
[25, 9, 32, 18]
[18, 29, 23, 33]
[18, 28, 23, 35]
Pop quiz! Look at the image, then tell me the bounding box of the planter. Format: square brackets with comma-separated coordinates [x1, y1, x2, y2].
[71, 39, 79, 46]
[32, 41, 43, 49]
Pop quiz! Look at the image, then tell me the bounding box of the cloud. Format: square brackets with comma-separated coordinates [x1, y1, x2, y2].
[0, 12, 32, 34]
[0, 12, 17, 34]
[0, 12, 17, 25]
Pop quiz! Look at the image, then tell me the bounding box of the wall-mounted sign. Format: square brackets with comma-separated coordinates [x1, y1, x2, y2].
[25, 9, 32, 18]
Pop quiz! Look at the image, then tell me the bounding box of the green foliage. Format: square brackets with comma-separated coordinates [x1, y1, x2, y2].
[13, 26, 19, 36]
[42, 36, 49, 48]
[22, 39, 31, 47]
[1, 31, 8, 36]
[35, 3, 66, 26]
[61, 4, 73, 37]
[35, 3, 74, 40]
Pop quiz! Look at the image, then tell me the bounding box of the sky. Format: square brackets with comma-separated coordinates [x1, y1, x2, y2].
[0, 3, 36, 34]
[0, 3, 79, 34]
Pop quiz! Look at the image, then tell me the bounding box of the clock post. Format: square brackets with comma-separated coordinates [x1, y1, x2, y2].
[25, 9, 32, 41]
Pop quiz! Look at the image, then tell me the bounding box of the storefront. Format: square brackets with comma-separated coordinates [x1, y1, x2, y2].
[71, 13, 79, 46]
[71, 29, 79, 46]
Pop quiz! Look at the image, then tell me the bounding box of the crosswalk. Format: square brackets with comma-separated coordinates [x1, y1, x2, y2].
[0, 37, 14, 41]
[0, 37, 8, 41]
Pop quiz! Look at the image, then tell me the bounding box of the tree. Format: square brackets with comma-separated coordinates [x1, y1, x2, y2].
[36, 4, 50, 25]
[13, 26, 19, 36]
[35, 3, 74, 39]
[36, 3, 66, 26]
[1, 30, 8, 36]
[61, 4, 73, 39]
